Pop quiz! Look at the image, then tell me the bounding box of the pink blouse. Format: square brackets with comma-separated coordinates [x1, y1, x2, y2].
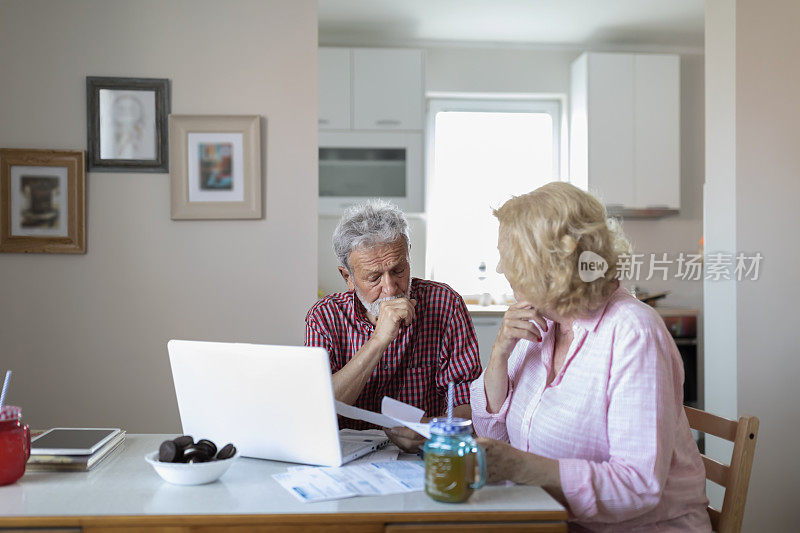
[471, 287, 711, 532]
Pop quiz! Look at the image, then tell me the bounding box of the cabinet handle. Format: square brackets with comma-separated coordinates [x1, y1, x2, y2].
[375, 119, 401, 126]
[318, 118, 330, 125]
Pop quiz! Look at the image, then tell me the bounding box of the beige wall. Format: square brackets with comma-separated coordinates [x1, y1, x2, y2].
[0, 0, 318, 433]
[734, 0, 800, 529]
[706, 0, 800, 529]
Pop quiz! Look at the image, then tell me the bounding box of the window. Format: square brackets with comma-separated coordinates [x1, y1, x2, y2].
[426, 97, 563, 302]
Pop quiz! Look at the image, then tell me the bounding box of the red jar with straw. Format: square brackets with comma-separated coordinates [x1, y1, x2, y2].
[0, 405, 30, 485]
[0, 371, 29, 486]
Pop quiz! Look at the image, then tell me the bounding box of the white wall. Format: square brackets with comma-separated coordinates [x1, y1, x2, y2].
[703, 0, 738, 509]
[0, 0, 318, 432]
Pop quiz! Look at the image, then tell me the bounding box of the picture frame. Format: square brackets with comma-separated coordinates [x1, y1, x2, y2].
[86, 76, 170, 173]
[169, 115, 262, 220]
[0, 149, 86, 254]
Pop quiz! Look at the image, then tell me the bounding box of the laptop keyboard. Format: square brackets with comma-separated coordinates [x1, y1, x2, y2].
[340, 439, 369, 456]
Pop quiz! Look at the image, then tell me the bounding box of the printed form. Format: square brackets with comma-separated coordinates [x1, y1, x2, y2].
[273, 461, 425, 503]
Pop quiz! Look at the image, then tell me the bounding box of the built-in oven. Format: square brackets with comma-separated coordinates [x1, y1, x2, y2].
[318, 131, 423, 214]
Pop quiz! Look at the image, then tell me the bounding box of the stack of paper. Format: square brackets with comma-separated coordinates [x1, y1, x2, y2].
[273, 461, 425, 503]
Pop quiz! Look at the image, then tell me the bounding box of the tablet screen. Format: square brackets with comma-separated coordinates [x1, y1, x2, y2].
[31, 429, 118, 453]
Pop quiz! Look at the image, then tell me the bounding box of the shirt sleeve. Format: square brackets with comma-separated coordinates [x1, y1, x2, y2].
[304, 311, 338, 373]
[436, 295, 483, 408]
[558, 326, 681, 523]
[469, 369, 513, 442]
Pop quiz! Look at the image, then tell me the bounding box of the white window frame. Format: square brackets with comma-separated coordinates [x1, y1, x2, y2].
[424, 93, 567, 281]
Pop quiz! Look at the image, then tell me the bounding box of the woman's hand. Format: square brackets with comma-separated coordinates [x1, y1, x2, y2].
[476, 436, 562, 490]
[482, 301, 547, 413]
[491, 301, 548, 362]
[476, 437, 524, 483]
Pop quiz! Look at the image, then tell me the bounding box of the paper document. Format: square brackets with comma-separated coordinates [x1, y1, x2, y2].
[335, 397, 431, 438]
[348, 447, 400, 465]
[275, 461, 425, 503]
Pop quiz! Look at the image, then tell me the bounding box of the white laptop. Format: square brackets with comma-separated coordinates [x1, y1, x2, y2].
[167, 340, 388, 467]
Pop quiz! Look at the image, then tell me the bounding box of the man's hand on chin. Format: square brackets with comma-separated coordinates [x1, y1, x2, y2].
[384, 426, 426, 453]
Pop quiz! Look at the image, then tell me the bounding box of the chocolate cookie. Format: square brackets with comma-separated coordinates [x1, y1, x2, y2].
[196, 439, 217, 457]
[216, 443, 236, 460]
[173, 435, 194, 448]
[182, 444, 212, 463]
[159, 440, 179, 462]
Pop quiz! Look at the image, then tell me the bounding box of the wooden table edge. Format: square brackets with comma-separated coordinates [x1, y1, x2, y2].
[0, 510, 569, 528]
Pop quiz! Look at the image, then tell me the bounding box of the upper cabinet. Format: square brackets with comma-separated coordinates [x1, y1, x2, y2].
[353, 49, 424, 130]
[570, 52, 680, 216]
[318, 48, 351, 130]
[318, 47, 424, 131]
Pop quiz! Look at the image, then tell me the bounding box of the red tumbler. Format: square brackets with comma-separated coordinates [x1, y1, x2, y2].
[0, 406, 30, 486]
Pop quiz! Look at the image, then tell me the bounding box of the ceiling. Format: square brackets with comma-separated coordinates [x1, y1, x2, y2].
[318, 0, 704, 50]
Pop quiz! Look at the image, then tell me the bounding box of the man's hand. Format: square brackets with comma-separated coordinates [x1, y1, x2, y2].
[373, 298, 417, 345]
[491, 301, 547, 362]
[384, 426, 425, 453]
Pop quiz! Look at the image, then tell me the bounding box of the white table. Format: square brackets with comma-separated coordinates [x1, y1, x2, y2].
[0, 434, 568, 532]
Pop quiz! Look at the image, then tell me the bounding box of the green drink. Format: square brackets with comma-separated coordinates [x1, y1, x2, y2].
[423, 418, 486, 503]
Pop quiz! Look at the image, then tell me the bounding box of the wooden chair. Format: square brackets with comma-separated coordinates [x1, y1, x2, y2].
[684, 406, 759, 532]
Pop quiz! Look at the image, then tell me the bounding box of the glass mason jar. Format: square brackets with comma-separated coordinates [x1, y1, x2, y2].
[423, 418, 486, 503]
[0, 406, 31, 486]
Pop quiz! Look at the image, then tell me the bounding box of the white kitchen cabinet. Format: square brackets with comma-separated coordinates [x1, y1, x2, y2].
[318, 48, 351, 130]
[471, 315, 502, 368]
[570, 52, 680, 215]
[352, 49, 424, 131]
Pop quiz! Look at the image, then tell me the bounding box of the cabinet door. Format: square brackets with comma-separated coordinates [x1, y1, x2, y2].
[587, 53, 635, 208]
[471, 316, 502, 368]
[318, 48, 351, 130]
[634, 54, 680, 209]
[353, 49, 424, 131]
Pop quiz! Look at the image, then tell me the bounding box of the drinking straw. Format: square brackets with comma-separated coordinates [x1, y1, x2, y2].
[447, 381, 454, 422]
[0, 371, 11, 411]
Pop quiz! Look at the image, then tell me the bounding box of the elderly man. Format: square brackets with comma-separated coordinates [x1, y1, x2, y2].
[305, 200, 481, 450]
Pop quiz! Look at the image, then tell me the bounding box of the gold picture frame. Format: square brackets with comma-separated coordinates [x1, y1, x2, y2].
[169, 115, 262, 220]
[0, 149, 86, 254]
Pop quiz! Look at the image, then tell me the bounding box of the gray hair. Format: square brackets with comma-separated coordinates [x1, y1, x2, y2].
[333, 200, 411, 271]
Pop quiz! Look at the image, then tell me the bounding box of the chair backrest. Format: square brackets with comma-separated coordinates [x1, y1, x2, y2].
[684, 406, 759, 533]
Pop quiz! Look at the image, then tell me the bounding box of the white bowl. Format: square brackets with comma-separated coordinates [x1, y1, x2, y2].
[144, 451, 238, 485]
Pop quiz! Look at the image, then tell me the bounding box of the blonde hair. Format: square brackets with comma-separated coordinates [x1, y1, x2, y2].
[494, 182, 631, 317]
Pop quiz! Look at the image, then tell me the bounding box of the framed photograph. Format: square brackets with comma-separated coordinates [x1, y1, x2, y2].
[86, 76, 170, 172]
[0, 149, 86, 253]
[169, 115, 262, 220]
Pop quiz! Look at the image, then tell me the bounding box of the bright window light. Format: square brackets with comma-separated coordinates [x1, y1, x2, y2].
[427, 101, 561, 302]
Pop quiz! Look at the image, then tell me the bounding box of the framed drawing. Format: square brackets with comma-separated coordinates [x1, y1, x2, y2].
[169, 115, 262, 220]
[86, 76, 170, 172]
[0, 149, 86, 253]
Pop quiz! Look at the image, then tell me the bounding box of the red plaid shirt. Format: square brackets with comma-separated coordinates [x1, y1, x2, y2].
[305, 278, 482, 429]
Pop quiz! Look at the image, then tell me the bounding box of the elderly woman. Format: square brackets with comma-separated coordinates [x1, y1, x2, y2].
[471, 183, 711, 532]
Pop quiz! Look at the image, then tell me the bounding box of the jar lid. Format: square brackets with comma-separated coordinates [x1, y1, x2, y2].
[430, 417, 472, 436]
[0, 405, 21, 421]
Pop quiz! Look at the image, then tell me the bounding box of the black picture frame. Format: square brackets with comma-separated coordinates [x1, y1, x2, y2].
[86, 76, 170, 173]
